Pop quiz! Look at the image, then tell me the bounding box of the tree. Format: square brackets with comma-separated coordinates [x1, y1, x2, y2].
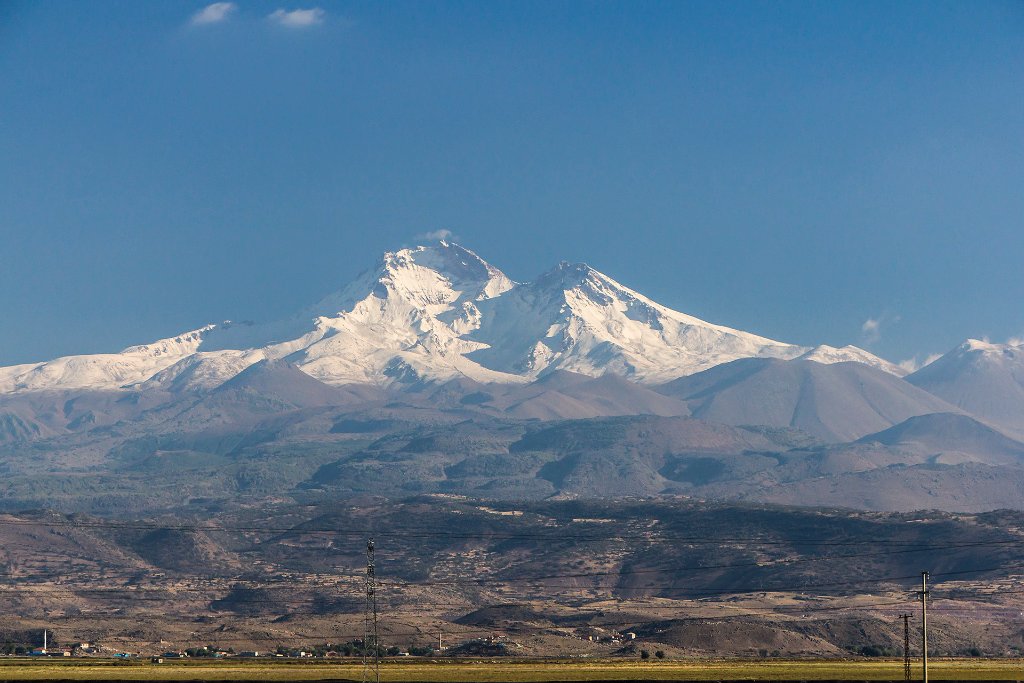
[655, 650, 665, 659]
[640, 649, 650, 659]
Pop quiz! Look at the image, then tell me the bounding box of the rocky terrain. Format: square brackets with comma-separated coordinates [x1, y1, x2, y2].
[2, 499, 1023, 657]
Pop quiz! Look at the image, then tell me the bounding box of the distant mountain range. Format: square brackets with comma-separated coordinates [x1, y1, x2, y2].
[1, 241, 1023, 514]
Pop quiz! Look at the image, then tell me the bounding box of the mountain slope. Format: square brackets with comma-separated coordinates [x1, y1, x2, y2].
[0, 327, 214, 393]
[213, 359, 364, 408]
[857, 412, 1024, 466]
[906, 339, 1024, 435]
[658, 358, 959, 442]
[751, 463, 1024, 513]
[483, 371, 692, 420]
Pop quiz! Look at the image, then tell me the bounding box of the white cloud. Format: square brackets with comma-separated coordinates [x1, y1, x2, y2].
[896, 358, 916, 374]
[1007, 335, 1024, 347]
[860, 312, 900, 346]
[268, 8, 326, 27]
[422, 229, 454, 241]
[861, 317, 882, 345]
[897, 353, 942, 374]
[191, 2, 237, 25]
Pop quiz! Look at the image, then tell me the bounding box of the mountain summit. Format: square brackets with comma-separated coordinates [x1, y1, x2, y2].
[466, 259, 805, 381]
[907, 339, 1024, 436]
[0, 241, 894, 393]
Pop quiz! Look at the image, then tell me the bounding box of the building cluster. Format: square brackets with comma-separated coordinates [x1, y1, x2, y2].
[577, 628, 637, 644]
[9, 628, 635, 660]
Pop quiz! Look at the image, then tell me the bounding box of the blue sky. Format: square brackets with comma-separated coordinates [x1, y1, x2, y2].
[1, 1, 1022, 368]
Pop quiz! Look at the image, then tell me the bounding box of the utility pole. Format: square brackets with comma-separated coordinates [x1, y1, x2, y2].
[363, 539, 379, 683]
[438, 629, 442, 653]
[899, 613, 912, 682]
[920, 571, 929, 683]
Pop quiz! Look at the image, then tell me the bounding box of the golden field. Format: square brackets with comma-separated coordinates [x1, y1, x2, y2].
[0, 658, 1022, 681]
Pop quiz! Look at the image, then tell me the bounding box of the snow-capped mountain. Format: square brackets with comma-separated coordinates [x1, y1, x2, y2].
[798, 344, 908, 377]
[907, 339, 1024, 435]
[0, 241, 898, 394]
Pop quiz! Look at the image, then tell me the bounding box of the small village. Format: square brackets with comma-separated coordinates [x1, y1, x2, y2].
[4, 629, 648, 661]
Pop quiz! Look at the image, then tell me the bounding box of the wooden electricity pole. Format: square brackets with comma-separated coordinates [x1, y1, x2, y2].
[920, 571, 929, 683]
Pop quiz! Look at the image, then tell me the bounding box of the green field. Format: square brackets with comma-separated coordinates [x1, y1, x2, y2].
[0, 658, 1022, 681]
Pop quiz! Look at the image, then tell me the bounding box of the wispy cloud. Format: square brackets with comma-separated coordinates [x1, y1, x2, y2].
[191, 2, 237, 25]
[860, 311, 900, 346]
[268, 8, 326, 27]
[861, 317, 882, 345]
[1008, 334, 1024, 347]
[421, 229, 454, 242]
[897, 353, 942, 374]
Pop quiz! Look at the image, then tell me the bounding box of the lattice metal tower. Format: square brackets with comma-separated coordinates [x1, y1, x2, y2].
[363, 539, 379, 683]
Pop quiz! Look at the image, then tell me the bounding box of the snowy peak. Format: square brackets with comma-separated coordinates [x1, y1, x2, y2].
[119, 325, 216, 357]
[798, 344, 908, 377]
[906, 339, 1024, 435]
[0, 241, 911, 394]
[269, 241, 522, 386]
[958, 338, 1024, 358]
[912, 339, 1024, 378]
[407, 240, 516, 300]
[370, 241, 515, 308]
[534, 260, 603, 289]
[532, 261, 666, 321]
[308, 241, 515, 318]
[532, 261, 676, 318]
[466, 259, 806, 382]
